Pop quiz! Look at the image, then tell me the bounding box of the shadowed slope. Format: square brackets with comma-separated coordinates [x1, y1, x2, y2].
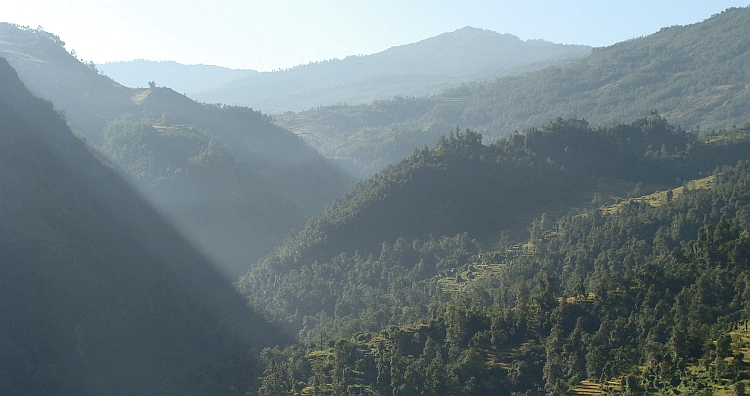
[0, 57, 290, 395]
[0, 23, 353, 277]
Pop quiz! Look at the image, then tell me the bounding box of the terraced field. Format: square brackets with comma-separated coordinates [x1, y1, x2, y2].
[437, 261, 506, 294]
[568, 379, 622, 395]
[603, 175, 714, 215]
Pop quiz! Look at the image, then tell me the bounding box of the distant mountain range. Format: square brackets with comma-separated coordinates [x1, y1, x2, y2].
[0, 22, 352, 277]
[278, 7, 750, 179]
[98, 61, 258, 97]
[99, 27, 591, 113]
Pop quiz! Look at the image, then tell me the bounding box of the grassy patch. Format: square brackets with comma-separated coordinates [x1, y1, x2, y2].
[131, 89, 150, 104]
[437, 261, 506, 295]
[602, 175, 714, 215]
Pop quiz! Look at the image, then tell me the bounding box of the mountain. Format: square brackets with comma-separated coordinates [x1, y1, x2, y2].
[239, 113, 750, 394]
[252, 159, 750, 395]
[278, 7, 750, 179]
[0, 23, 352, 277]
[238, 114, 750, 340]
[100, 27, 590, 114]
[0, 57, 289, 395]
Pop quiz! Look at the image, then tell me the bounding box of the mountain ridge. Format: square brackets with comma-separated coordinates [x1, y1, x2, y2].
[4, 8, 750, 395]
[99, 26, 590, 113]
[278, 6, 750, 179]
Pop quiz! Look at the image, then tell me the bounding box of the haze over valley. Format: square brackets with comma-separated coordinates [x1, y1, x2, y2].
[3, 3, 750, 395]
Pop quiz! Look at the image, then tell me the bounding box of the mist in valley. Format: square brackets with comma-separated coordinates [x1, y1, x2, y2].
[2, 4, 750, 395]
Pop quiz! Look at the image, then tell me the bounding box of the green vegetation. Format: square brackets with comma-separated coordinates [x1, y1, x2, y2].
[5, 7, 750, 395]
[279, 7, 750, 179]
[239, 115, 750, 343]
[243, 123, 750, 395]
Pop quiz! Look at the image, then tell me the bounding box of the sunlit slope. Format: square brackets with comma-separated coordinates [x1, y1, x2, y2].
[453, 6, 750, 135]
[0, 57, 289, 395]
[101, 87, 352, 276]
[244, 155, 750, 395]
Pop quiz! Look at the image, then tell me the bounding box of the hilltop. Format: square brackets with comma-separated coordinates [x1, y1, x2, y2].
[97, 60, 257, 95]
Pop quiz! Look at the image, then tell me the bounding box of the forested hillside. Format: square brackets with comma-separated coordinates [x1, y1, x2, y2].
[280, 7, 750, 179]
[0, 23, 352, 276]
[100, 27, 589, 114]
[241, 113, 750, 394]
[239, 115, 750, 345]
[251, 158, 750, 395]
[0, 57, 289, 395]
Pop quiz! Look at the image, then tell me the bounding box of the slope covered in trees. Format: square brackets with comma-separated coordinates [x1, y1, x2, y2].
[253, 159, 750, 395]
[0, 23, 352, 276]
[100, 27, 589, 114]
[279, 7, 750, 179]
[0, 57, 289, 395]
[238, 115, 750, 346]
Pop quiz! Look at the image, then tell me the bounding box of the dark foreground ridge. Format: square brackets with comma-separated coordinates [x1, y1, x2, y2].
[0, 57, 290, 395]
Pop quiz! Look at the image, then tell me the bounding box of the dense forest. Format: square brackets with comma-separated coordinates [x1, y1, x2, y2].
[240, 117, 750, 395]
[250, 159, 750, 395]
[279, 7, 750, 179]
[239, 113, 750, 338]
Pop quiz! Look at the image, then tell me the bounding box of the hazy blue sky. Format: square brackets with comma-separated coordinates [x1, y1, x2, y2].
[5, 0, 748, 71]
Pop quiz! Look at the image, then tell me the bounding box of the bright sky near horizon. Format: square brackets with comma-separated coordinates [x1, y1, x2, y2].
[4, 0, 749, 72]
